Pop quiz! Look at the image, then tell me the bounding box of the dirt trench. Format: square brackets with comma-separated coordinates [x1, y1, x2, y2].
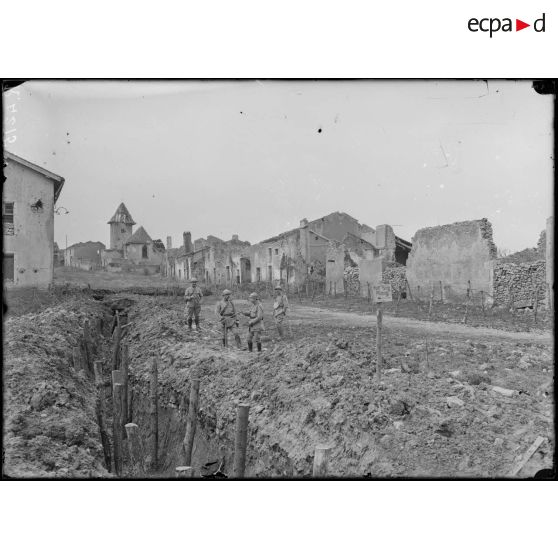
[3, 292, 554, 478]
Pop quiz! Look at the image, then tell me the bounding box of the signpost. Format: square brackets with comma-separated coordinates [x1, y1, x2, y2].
[372, 283, 392, 380]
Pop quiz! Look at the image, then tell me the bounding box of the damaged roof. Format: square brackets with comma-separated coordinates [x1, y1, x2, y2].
[4, 151, 65, 203]
[108, 202, 136, 225]
[126, 226, 152, 244]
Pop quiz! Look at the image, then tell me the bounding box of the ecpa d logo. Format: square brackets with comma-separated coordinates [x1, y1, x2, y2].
[468, 13, 546, 37]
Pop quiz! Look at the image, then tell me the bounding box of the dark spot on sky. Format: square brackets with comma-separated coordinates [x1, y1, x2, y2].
[66, 132, 69, 135]
[318, 128, 322, 133]
[240, 111, 243, 114]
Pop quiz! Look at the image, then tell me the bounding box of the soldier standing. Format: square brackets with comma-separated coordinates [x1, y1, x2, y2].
[242, 292, 264, 352]
[215, 289, 242, 348]
[184, 278, 203, 332]
[273, 284, 289, 339]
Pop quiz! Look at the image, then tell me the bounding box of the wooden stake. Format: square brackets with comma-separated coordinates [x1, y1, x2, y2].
[111, 311, 122, 372]
[72, 347, 82, 371]
[233, 403, 250, 478]
[367, 282, 371, 304]
[121, 338, 129, 424]
[313, 444, 332, 477]
[149, 357, 159, 471]
[182, 378, 200, 467]
[175, 466, 194, 478]
[510, 436, 546, 477]
[112, 369, 124, 388]
[395, 289, 402, 315]
[480, 290, 486, 316]
[112, 383, 124, 476]
[83, 318, 94, 377]
[93, 360, 111, 471]
[428, 283, 434, 318]
[125, 423, 146, 476]
[425, 337, 430, 373]
[405, 278, 413, 301]
[439, 280, 443, 303]
[376, 302, 383, 381]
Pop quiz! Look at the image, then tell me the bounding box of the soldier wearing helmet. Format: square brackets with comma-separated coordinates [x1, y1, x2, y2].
[242, 292, 264, 352]
[273, 284, 289, 339]
[215, 289, 241, 349]
[184, 278, 203, 332]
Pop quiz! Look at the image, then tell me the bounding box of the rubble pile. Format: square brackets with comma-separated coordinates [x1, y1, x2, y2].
[3, 298, 110, 478]
[382, 264, 407, 297]
[492, 260, 546, 307]
[343, 266, 360, 295]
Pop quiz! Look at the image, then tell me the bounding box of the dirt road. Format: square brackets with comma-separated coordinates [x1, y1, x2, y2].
[285, 303, 553, 345]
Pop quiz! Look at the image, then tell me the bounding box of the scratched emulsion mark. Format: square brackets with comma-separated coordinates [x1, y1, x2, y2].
[3, 87, 20, 146]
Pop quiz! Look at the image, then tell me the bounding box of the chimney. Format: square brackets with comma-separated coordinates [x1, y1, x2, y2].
[300, 218, 308, 228]
[232, 234, 239, 242]
[183, 231, 192, 253]
[166, 236, 172, 250]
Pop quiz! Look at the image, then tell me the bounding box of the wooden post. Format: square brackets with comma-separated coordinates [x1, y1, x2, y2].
[395, 289, 402, 315]
[329, 281, 332, 296]
[111, 311, 122, 372]
[112, 383, 124, 476]
[72, 347, 82, 371]
[121, 338, 129, 424]
[112, 368, 124, 388]
[233, 403, 250, 478]
[313, 444, 332, 477]
[311, 281, 316, 302]
[439, 280, 443, 303]
[83, 318, 94, 377]
[306, 281, 309, 297]
[367, 282, 371, 304]
[428, 283, 434, 318]
[480, 290, 486, 316]
[93, 360, 111, 471]
[376, 302, 383, 381]
[510, 436, 546, 477]
[405, 278, 413, 301]
[425, 337, 430, 373]
[334, 283, 337, 298]
[182, 378, 200, 467]
[125, 423, 146, 476]
[149, 357, 159, 471]
[175, 466, 194, 478]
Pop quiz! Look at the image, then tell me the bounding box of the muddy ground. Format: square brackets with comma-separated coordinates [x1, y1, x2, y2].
[2, 289, 554, 478]
[127, 294, 554, 478]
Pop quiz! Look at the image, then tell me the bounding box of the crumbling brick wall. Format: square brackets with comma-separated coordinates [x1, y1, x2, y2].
[492, 260, 547, 307]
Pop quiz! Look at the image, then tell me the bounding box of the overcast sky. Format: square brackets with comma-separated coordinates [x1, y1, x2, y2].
[4, 80, 553, 252]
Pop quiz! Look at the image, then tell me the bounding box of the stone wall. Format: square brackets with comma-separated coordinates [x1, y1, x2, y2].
[382, 263, 407, 297]
[406, 218, 497, 301]
[492, 260, 546, 307]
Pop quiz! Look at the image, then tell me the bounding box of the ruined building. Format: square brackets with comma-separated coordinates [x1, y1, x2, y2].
[101, 203, 164, 273]
[405, 217, 553, 308]
[162, 211, 411, 291]
[163, 232, 251, 285]
[64, 241, 105, 270]
[3, 151, 65, 289]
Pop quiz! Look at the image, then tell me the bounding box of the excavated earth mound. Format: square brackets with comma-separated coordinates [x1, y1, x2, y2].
[126, 298, 554, 478]
[3, 298, 110, 478]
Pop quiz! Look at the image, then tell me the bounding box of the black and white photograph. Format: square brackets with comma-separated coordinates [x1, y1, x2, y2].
[2, 79, 554, 480]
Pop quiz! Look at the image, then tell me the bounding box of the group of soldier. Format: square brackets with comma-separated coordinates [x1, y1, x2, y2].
[183, 277, 289, 353]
